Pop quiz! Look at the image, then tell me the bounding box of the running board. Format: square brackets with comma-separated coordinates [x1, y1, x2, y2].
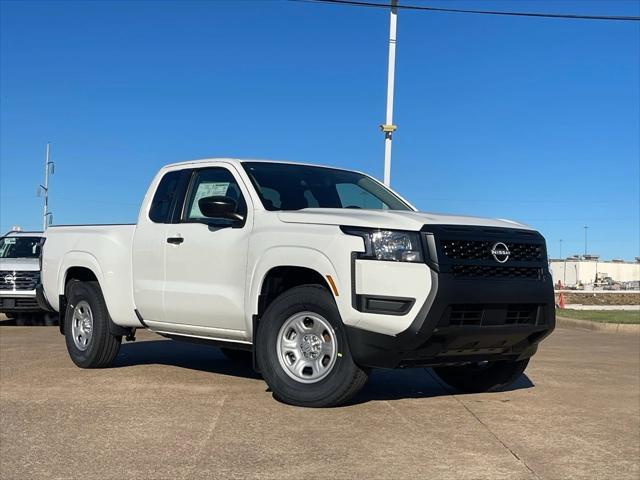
[156, 331, 253, 351]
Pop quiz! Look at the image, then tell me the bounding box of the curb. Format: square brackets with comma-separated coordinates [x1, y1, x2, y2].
[556, 316, 640, 335]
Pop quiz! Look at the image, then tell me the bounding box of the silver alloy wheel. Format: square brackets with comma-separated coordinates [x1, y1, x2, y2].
[71, 300, 94, 351]
[276, 311, 338, 384]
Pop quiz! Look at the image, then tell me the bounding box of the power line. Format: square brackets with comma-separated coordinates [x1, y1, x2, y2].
[290, 0, 640, 21]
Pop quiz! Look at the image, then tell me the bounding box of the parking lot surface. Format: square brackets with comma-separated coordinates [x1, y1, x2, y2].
[1, 323, 638, 480]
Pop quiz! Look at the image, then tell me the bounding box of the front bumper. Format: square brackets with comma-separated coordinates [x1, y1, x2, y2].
[345, 224, 555, 369]
[346, 271, 555, 368]
[0, 293, 41, 313]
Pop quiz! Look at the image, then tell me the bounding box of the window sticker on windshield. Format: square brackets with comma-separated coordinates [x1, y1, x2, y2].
[190, 182, 230, 217]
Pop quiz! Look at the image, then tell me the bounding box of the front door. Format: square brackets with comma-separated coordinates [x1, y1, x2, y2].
[162, 166, 252, 335]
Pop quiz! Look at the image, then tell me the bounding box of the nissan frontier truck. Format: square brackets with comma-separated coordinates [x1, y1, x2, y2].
[38, 159, 555, 407]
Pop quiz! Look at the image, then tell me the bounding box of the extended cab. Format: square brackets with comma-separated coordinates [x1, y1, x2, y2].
[38, 159, 555, 407]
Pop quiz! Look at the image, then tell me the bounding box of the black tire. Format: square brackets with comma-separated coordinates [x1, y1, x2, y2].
[256, 284, 368, 407]
[433, 358, 530, 393]
[220, 347, 252, 363]
[64, 280, 121, 368]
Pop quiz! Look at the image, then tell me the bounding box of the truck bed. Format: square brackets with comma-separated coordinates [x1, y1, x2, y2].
[41, 224, 140, 327]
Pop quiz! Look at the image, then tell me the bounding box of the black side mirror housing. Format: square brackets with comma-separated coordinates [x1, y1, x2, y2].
[198, 196, 244, 222]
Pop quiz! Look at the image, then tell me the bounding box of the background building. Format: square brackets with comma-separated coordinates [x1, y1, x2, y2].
[549, 257, 640, 289]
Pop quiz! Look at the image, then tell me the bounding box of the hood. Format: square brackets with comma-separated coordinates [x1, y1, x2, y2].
[0, 258, 40, 272]
[277, 209, 533, 231]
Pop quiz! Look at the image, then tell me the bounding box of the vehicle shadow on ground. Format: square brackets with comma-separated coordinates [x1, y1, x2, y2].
[114, 338, 535, 402]
[0, 316, 59, 326]
[114, 339, 262, 380]
[349, 369, 534, 405]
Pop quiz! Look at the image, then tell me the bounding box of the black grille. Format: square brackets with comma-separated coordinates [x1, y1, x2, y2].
[452, 265, 541, 279]
[449, 305, 483, 326]
[441, 240, 543, 262]
[0, 271, 40, 291]
[423, 225, 548, 281]
[441, 304, 542, 327]
[505, 305, 538, 325]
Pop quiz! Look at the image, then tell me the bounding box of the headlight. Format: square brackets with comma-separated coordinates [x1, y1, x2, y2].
[341, 227, 423, 263]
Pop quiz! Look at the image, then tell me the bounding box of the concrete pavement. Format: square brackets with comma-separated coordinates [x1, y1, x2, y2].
[1, 324, 638, 479]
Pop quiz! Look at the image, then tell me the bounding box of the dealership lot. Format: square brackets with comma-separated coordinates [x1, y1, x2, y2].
[1, 323, 638, 480]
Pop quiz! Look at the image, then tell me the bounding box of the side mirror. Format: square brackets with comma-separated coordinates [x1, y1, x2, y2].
[198, 196, 244, 222]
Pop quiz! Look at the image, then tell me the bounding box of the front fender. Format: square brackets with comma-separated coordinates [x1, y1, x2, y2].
[247, 246, 355, 331]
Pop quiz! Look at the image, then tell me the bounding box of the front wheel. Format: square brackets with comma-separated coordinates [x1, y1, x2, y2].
[433, 358, 530, 393]
[256, 285, 368, 407]
[64, 280, 121, 368]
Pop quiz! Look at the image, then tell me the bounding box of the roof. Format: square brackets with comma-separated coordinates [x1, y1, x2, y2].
[162, 157, 366, 175]
[2, 231, 43, 238]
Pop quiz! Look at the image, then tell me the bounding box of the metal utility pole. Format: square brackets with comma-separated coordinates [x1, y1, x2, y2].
[381, 0, 398, 186]
[38, 143, 54, 230]
[583, 225, 588, 257]
[559, 239, 563, 259]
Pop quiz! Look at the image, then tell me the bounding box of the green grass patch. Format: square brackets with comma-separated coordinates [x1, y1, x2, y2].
[557, 309, 640, 324]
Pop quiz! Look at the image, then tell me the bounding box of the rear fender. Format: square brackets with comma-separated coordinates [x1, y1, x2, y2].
[58, 252, 105, 298]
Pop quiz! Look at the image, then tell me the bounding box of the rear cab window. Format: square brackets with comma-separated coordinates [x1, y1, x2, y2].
[149, 170, 192, 223]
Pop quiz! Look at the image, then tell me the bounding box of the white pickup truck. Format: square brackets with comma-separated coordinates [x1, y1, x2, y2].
[38, 159, 555, 407]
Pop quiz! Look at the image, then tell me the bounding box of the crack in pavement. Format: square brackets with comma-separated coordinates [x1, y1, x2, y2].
[181, 395, 227, 480]
[384, 399, 421, 433]
[426, 369, 541, 480]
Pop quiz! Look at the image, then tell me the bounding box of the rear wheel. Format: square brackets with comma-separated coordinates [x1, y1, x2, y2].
[64, 280, 121, 368]
[256, 285, 368, 407]
[433, 358, 529, 393]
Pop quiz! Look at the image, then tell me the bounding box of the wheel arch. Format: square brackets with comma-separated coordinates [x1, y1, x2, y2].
[258, 265, 333, 317]
[58, 252, 105, 297]
[58, 263, 102, 335]
[248, 247, 344, 330]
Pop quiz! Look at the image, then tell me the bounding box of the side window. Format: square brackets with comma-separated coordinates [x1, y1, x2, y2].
[149, 171, 181, 223]
[336, 183, 384, 209]
[183, 168, 247, 226]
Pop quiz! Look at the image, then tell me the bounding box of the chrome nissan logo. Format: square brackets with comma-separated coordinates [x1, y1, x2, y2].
[3, 273, 16, 286]
[490, 242, 510, 263]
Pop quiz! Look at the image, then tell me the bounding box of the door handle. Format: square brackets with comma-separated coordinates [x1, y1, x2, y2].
[166, 236, 184, 245]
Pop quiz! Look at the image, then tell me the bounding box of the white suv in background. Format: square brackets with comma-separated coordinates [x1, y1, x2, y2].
[0, 229, 47, 323]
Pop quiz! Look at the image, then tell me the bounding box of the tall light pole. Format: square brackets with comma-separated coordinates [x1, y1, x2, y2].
[381, 0, 398, 186]
[583, 225, 588, 257]
[559, 239, 563, 259]
[37, 143, 54, 230]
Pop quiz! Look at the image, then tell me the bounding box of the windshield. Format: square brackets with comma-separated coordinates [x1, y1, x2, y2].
[242, 162, 412, 211]
[0, 236, 41, 259]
